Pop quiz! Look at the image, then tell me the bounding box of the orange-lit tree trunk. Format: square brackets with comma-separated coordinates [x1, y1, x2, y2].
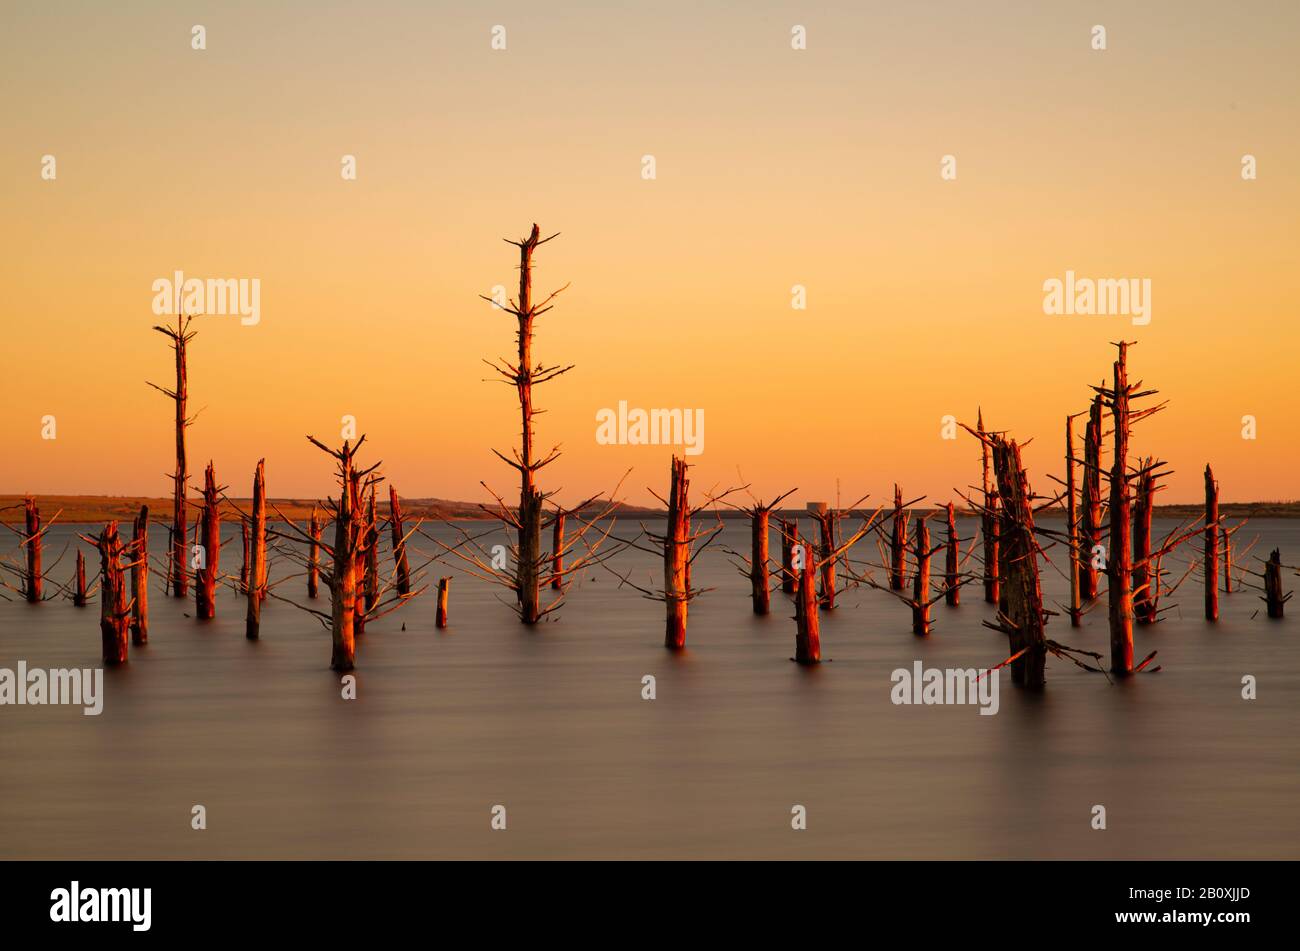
[389, 486, 411, 596]
[364, 487, 379, 618]
[911, 517, 932, 636]
[1222, 527, 1234, 595]
[751, 508, 771, 614]
[149, 317, 195, 598]
[239, 520, 250, 594]
[991, 439, 1047, 687]
[94, 522, 130, 666]
[1133, 462, 1155, 626]
[130, 505, 149, 645]
[810, 503, 838, 609]
[1204, 464, 1219, 621]
[196, 462, 220, 619]
[792, 541, 821, 664]
[978, 409, 999, 604]
[22, 496, 41, 602]
[664, 456, 690, 649]
[1065, 414, 1082, 626]
[436, 576, 451, 628]
[889, 485, 908, 590]
[307, 506, 321, 599]
[329, 444, 361, 670]
[1080, 392, 1104, 601]
[550, 510, 565, 591]
[944, 502, 960, 607]
[1107, 346, 1134, 675]
[246, 459, 267, 639]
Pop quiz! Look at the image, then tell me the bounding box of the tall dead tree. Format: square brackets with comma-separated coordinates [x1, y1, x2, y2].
[809, 502, 839, 607]
[888, 485, 909, 590]
[1204, 464, 1220, 621]
[246, 459, 267, 639]
[147, 314, 196, 599]
[911, 518, 935, 635]
[22, 496, 41, 602]
[130, 505, 149, 645]
[663, 456, 693, 648]
[1064, 413, 1083, 626]
[792, 541, 820, 664]
[1132, 460, 1155, 625]
[73, 549, 88, 607]
[364, 486, 380, 620]
[196, 462, 222, 620]
[778, 518, 799, 594]
[389, 486, 412, 596]
[977, 409, 999, 604]
[1080, 392, 1104, 602]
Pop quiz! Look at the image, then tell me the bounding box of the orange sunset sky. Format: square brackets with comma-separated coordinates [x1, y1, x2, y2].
[2, 1, 1297, 507]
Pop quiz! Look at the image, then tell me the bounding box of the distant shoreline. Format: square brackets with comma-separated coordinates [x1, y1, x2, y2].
[3, 494, 1296, 524]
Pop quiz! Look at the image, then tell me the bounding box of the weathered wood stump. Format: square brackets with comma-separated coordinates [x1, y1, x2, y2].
[550, 510, 565, 592]
[1081, 392, 1104, 602]
[94, 522, 130, 665]
[779, 518, 799, 594]
[196, 462, 220, 620]
[308, 506, 321, 599]
[1264, 549, 1288, 619]
[390, 486, 412, 596]
[1133, 462, 1155, 625]
[436, 576, 451, 628]
[73, 549, 87, 607]
[130, 505, 149, 645]
[751, 507, 771, 614]
[246, 459, 267, 640]
[912, 517, 932, 636]
[792, 542, 821, 664]
[944, 502, 960, 607]
[22, 496, 41, 602]
[889, 485, 908, 591]
[664, 456, 690, 649]
[1204, 464, 1219, 621]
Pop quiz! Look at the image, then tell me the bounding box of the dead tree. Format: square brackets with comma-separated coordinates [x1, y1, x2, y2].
[130, 505, 149, 645]
[778, 518, 799, 594]
[1262, 550, 1289, 618]
[196, 462, 222, 620]
[147, 314, 196, 599]
[364, 486, 380, 619]
[1064, 413, 1083, 626]
[1132, 460, 1156, 625]
[943, 503, 961, 607]
[1204, 464, 1220, 621]
[239, 520, 250, 594]
[792, 541, 820, 664]
[85, 522, 131, 666]
[436, 576, 451, 628]
[977, 409, 999, 604]
[246, 459, 267, 639]
[22, 496, 41, 602]
[389, 486, 412, 596]
[721, 486, 797, 615]
[888, 485, 909, 590]
[550, 509, 565, 591]
[308, 506, 321, 599]
[73, 549, 88, 606]
[1080, 392, 1104, 601]
[911, 517, 935, 635]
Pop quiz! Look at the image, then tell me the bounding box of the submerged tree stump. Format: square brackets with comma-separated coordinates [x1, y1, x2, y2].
[889, 485, 909, 591]
[664, 456, 690, 649]
[239, 520, 250, 594]
[1263, 549, 1287, 619]
[1204, 464, 1219, 621]
[1106, 345, 1135, 675]
[944, 502, 960, 607]
[779, 518, 799, 594]
[196, 463, 221, 620]
[22, 496, 42, 602]
[73, 549, 88, 607]
[130, 505, 149, 645]
[390, 486, 412, 596]
[308, 506, 321, 599]
[978, 409, 999, 604]
[436, 576, 451, 628]
[1081, 393, 1104, 602]
[808, 502, 838, 609]
[94, 522, 129, 666]
[246, 459, 267, 640]
[751, 507, 771, 614]
[1223, 527, 1234, 595]
[1065, 414, 1082, 626]
[550, 510, 565, 592]
[912, 517, 933, 636]
[991, 438, 1047, 687]
[1133, 462, 1155, 625]
[792, 542, 821, 664]
[364, 487, 379, 618]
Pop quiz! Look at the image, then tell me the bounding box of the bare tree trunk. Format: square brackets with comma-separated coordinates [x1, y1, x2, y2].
[912, 517, 932, 636]
[810, 503, 837, 608]
[991, 440, 1047, 687]
[246, 460, 267, 640]
[751, 508, 771, 614]
[944, 502, 959, 607]
[196, 462, 220, 619]
[1204, 464, 1219, 621]
[550, 510, 565, 591]
[1222, 527, 1234, 595]
[1107, 346, 1134, 675]
[664, 456, 690, 649]
[978, 409, 999, 604]
[239, 520, 249, 594]
[1065, 415, 1081, 626]
[364, 487, 379, 618]
[390, 485, 411, 596]
[73, 549, 88, 607]
[779, 518, 799, 594]
[308, 506, 321, 599]
[1264, 549, 1286, 618]
[889, 485, 908, 590]
[1133, 462, 1155, 626]
[330, 447, 360, 671]
[1081, 393, 1103, 601]
[95, 522, 129, 665]
[130, 505, 149, 645]
[436, 576, 451, 628]
[149, 318, 194, 599]
[793, 542, 820, 664]
[22, 496, 41, 602]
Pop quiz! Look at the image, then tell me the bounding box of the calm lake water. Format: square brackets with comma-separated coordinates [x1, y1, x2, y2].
[1, 517, 1296, 859]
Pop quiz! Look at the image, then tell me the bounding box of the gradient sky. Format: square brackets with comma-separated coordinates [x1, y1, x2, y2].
[2, 1, 1298, 507]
